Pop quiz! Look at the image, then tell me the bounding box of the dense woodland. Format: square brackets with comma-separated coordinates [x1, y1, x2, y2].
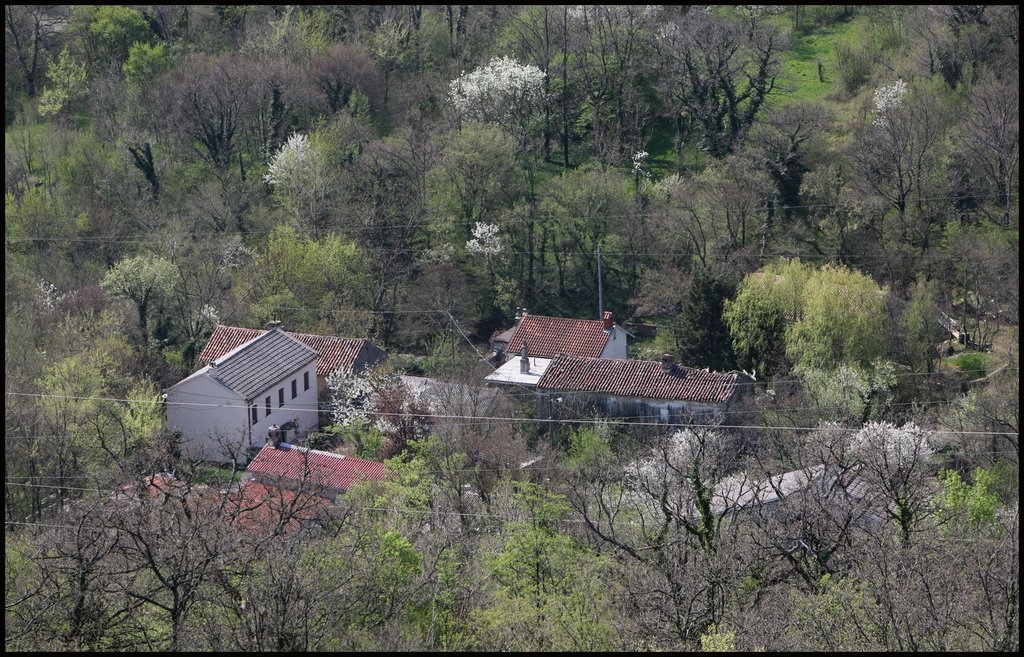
[4, 5, 1020, 651]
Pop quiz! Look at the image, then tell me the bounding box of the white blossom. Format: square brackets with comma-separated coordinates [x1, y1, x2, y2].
[850, 420, 934, 470]
[326, 369, 377, 427]
[198, 304, 220, 331]
[449, 56, 545, 125]
[220, 237, 255, 270]
[465, 222, 503, 255]
[36, 279, 59, 311]
[264, 133, 314, 187]
[872, 79, 908, 127]
[632, 150, 651, 179]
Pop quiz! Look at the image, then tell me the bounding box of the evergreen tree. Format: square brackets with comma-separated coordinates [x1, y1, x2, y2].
[674, 267, 737, 371]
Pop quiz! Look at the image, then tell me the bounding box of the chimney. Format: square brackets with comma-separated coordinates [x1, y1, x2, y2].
[267, 423, 281, 448]
[519, 341, 530, 374]
[515, 308, 528, 325]
[267, 320, 284, 331]
[603, 310, 614, 330]
[661, 353, 675, 374]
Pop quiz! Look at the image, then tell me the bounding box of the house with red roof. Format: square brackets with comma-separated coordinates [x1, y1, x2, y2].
[165, 325, 321, 462]
[198, 321, 387, 396]
[243, 441, 390, 500]
[485, 311, 630, 387]
[534, 353, 754, 422]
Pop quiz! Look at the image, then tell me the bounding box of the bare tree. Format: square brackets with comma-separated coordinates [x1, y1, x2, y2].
[658, 9, 785, 160]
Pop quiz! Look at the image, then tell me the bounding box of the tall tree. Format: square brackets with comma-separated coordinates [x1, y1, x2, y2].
[673, 267, 737, 371]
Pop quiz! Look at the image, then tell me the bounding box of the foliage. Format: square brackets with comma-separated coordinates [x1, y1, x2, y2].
[37, 49, 88, 117]
[700, 624, 738, 652]
[950, 352, 986, 378]
[122, 42, 172, 91]
[2, 5, 1019, 652]
[474, 482, 618, 651]
[73, 5, 151, 68]
[785, 263, 888, 370]
[253, 225, 369, 328]
[936, 468, 998, 529]
[673, 267, 737, 371]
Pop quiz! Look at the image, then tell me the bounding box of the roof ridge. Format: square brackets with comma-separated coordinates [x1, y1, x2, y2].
[212, 327, 316, 366]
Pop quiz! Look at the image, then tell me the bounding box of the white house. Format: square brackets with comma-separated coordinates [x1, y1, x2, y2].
[164, 326, 319, 463]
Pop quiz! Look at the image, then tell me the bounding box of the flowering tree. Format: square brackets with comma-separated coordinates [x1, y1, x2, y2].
[872, 79, 908, 126]
[465, 222, 503, 255]
[449, 56, 545, 125]
[265, 133, 334, 238]
[632, 150, 651, 189]
[449, 56, 545, 156]
[101, 255, 176, 346]
[850, 421, 936, 544]
[326, 368, 379, 428]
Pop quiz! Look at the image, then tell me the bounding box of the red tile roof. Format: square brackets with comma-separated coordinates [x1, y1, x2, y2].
[227, 481, 331, 534]
[245, 443, 389, 493]
[537, 354, 744, 404]
[199, 325, 384, 379]
[506, 314, 613, 359]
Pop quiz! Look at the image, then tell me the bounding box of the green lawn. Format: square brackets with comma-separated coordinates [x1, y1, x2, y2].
[769, 14, 870, 111]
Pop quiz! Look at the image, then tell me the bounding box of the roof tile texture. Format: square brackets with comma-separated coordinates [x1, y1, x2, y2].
[537, 354, 741, 404]
[211, 329, 317, 400]
[246, 443, 389, 493]
[506, 314, 612, 359]
[200, 325, 385, 379]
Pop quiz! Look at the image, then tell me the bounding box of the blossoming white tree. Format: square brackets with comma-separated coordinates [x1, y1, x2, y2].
[265, 133, 334, 238]
[325, 368, 378, 428]
[449, 56, 546, 158]
[872, 78, 908, 127]
[465, 222, 503, 255]
[449, 56, 546, 125]
[850, 421, 936, 543]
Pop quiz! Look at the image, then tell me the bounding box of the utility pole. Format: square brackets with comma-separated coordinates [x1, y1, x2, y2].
[597, 243, 604, 320]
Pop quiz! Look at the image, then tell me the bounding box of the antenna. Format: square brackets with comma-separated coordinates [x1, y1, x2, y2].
[597, 243, 603, 319]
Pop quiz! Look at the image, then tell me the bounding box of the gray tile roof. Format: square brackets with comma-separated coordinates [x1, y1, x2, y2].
[210, 329, 317, 401]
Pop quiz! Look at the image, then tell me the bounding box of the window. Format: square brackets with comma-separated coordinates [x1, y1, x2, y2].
[278, 388, 284, 407]
[265, 396, 271, 417]
[251, 405, 258, 425]
[291, 379, 297, 399]
[303, 371, 310, 391]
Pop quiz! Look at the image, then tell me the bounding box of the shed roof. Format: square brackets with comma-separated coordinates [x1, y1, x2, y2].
[536, 354, 743, 404]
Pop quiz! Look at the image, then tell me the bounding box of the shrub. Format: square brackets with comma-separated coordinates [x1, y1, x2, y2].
[952, 353, 986, 378]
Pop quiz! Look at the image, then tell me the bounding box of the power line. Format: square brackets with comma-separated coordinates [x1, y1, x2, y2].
[5, 390, 1019, 436]
[6, 191, 1018, 244]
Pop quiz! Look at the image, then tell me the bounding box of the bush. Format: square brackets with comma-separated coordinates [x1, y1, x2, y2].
[951, 353, 986, 378]
[833, 40, 873, 97]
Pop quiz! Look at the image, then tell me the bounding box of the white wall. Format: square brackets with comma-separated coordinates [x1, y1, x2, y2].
[165, 373, 249, 462]
[166, 361, 320, 462]
[600, 326, 629, 359]
[252, 361, 319, 448]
